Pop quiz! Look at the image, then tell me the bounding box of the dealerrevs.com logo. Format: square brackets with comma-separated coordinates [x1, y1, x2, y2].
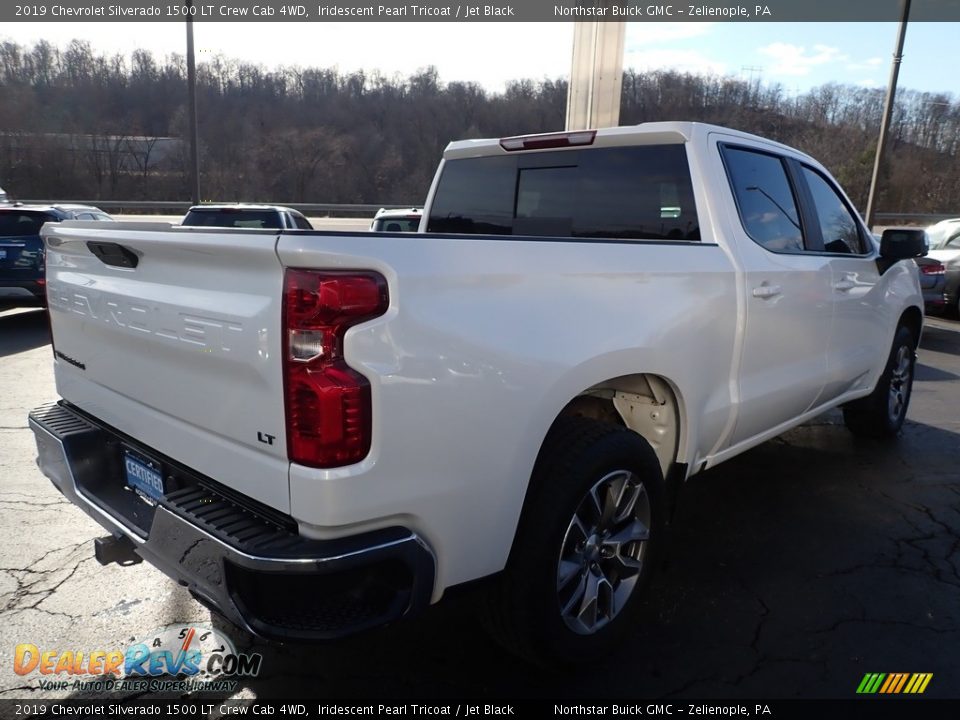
[13, 624, 262, 693]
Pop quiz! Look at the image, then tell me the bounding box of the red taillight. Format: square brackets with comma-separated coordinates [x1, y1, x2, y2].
[282, 270, 388, 468]
[920, 262, 945, 276]
[499, 130, 596, 152]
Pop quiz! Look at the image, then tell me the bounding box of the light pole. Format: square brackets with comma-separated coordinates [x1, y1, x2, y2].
[186, 0, 201, 205]
[566, 16, 626, 131]
[865, 0, 911, 230]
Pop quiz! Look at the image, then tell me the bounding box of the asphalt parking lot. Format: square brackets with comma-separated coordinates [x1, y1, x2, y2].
[1, 307, 958, 700]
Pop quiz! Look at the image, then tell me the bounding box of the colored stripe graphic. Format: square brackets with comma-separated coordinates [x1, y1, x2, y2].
[857, 672, 932, 694]
[892, 673, 909, 694]
[913, 673, 933, 694]
[885, 673, 907, 693]
[857, 673, 883, 694]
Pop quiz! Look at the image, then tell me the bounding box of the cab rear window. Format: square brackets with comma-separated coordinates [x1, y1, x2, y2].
[426, 145, 700, 241]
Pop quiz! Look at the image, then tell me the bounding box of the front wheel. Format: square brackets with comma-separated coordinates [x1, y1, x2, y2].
[484, 417, 665, 664]
[843, 324, 916, 438]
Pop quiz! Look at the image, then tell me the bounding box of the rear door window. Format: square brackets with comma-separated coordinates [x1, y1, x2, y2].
[376, 217, 421, 232]
[0, 212, 56, 237]
[292, 214, 313, 230]
[427, 145, 700, 241]
[74, 211, 112, 221]
[800, 167, 868, 255]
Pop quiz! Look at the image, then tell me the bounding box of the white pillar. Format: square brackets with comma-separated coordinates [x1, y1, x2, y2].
[565, 20, 626, 131]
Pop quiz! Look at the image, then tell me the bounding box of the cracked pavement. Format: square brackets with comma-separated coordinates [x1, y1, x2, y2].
[1, 307, 958, 700]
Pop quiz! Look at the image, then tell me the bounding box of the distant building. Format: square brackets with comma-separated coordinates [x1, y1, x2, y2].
[0, 132, 184, 173]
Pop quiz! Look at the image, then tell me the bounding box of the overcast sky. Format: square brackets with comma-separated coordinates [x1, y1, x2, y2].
[4, 21, 957, 97]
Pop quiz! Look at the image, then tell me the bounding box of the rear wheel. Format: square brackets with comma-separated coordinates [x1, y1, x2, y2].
[485, 416, 665, 664]
[842, 324, 916, 437]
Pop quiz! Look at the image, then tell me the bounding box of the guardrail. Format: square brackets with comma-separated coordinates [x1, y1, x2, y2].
[872, 213, 958, 225]
[15, 201, 957, 225]
[18, 200, 421, 218]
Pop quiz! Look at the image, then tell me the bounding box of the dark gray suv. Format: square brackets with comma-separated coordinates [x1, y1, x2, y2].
[181, 204, 313, 230]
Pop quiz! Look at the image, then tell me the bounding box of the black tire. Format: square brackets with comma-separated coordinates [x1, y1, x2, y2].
[484, 416, 665, 664]
[842, 324, 916, 438]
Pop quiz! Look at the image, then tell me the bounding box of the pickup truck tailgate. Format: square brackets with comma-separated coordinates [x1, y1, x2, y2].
[42, 222, 290, 512]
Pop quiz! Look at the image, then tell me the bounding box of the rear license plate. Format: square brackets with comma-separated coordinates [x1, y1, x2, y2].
[123, 449, 165, 504]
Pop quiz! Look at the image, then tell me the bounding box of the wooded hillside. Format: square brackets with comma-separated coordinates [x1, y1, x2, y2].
[1, 39, 957, 212]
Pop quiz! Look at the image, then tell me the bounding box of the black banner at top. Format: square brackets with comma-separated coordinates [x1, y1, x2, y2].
[3, 0, 960, 23]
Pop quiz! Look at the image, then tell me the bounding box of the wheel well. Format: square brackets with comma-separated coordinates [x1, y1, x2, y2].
[556, 374, 681, 478]
[900, 306, 922, 348]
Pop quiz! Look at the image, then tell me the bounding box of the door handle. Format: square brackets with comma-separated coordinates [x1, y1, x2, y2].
[752, 284, 782, 299]
[833, 274, 856, 292]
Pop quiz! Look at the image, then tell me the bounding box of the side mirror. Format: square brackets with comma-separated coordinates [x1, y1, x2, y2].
[880, 228, 928, 260]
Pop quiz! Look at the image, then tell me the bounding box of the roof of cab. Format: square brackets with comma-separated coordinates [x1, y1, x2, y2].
[373, 207, 423, 219]
[442, 121, 801, 160]
[187, 203, 305, 214]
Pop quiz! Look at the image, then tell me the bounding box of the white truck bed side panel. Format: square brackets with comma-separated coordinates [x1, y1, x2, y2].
[278, 234, 738, 592]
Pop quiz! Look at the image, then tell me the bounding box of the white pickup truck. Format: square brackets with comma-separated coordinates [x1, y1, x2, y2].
[30, 122, 927, 662]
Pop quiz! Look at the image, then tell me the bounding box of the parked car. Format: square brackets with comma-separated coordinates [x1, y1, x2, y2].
[925, 218, 960, 316]
[181, 204, 313, 230]
[875, 232, 946, 314]
[370, 207, 422, 232]
[1, 204, 112, 308]
[915, 256, 947, 314]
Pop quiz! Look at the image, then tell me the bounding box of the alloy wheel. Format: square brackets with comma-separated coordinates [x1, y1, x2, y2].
[556, 470, 651, 635]
[887, 344, 912, 423]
